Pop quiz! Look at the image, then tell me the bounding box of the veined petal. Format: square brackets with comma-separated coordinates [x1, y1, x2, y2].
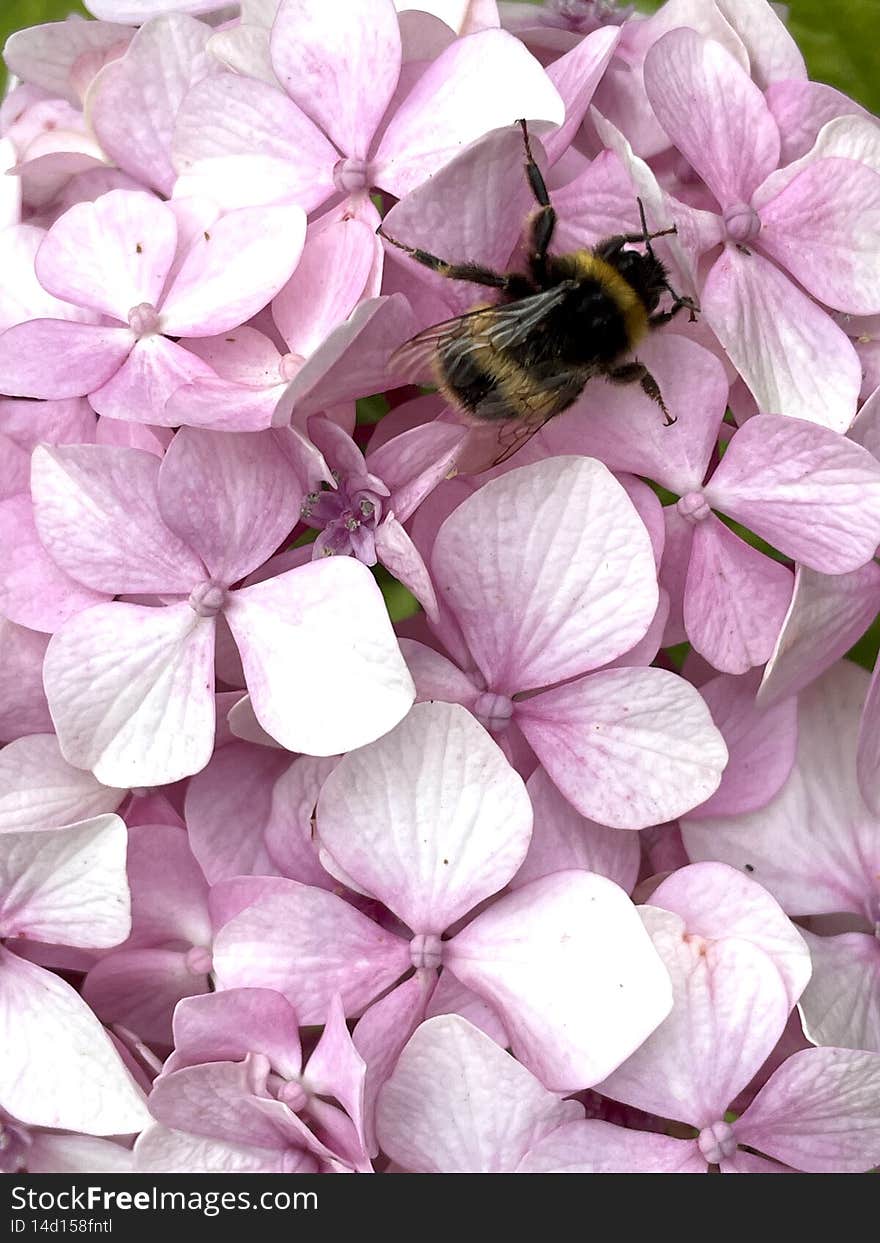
[0, 734, 123, 834]
[317, 701, 532, 932]
[36, 190, 177, 320]
[517, 667, 727, 830]
[758, 563, 880, 707]
[706, 415, 880, 573]
[270, 0, 401, 158]
[701, 247, 861, 431]
[225, 558, 415, 756]
[0, 946, 149, 1134]
[447, 871, 673, 1092]
[0, 225, 99, 333]
[431, 457, 658, 694]
[212, 882, 411, 1023]
[598, 907, 791, 1127]
[683, 513, 793, 675]
[798, 929, 880, 1053]
[0, 320, 132, 400]
[157, 428, 303, 585]
[374, 30, 563, 198]
[89, 334, 216, 426]
[43, 601, 216, 787]
[87, 15, 211, 195]
[643, 27, 780, 205]
[376, 1015, 583, 1173]
[31, 443, 206, 594]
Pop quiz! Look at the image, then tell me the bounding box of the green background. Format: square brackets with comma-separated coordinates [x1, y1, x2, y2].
[2, 1, 879, 111]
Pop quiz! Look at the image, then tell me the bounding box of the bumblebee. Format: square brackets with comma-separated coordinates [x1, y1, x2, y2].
[379, 120, 697, 469]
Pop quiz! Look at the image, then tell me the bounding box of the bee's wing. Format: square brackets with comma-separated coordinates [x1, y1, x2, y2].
[387, 283, 576, 386]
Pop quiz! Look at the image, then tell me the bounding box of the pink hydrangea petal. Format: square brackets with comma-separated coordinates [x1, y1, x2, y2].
[173, 73, 337, 213]
[212, 882, 411, 1023]
[377, 128, 539, 316]
[516, 667, 728, 830]
[88, 15, 211, 195]
[799, 929, 880, 1053]
[519, 1119, 705, 1173]
[714, 0, 806, 87]
[43, 601, 216, 787]
[432, 457, 658, 694]
[0, 225, 99, 333]
[649, 863, 811, 1008]
[758, 563, 880, 708]
[305, 993, 367, 1153]
[272, 293, 417, 424]
[544, 336, 726, 495]
[858, 657, 880, 817]
[398, 637, 479, 707]
[184, 743, 287, 884]
[263, 754, 339, 888]
[685, 671, 798, 819]
[447, 871, 674, 1092]
[373, 518, 438, 621]
[737, 1048, 880, 1173]
[159, 205, 306, 337]
[35, 190, 177, 320]
[157, 428, 302, 585]
[273, 218, 377, 357]
[0, 320, 133, 400]
[225, 558, 415, 756]
[0, 814, 129, 948]
[683, 663, 879, 918]
[147, 1059, 300, 1151]
[4, 17, 133, 106]
[164, 376, 284, 432]
[766, 82, 873, 164]
[0, 494, 109, 633]
[169, 988, 302, 1080]
[0, 394, 97, 454]
[0, 619, 52, 740]
[89, 334, 216, 426]
[31, 444, 206, 594]
[423, 970, 508, 1048]
[82, 947, 210, 1046]
[0, 734, 123, 834]
[0, 946, 149, 1134]
[543, 25, 619, 164]
[706, 416, 880, 572]
[598, 907, 791, 1126]
[317, 701, 532, 932]
[512, 765, 641, 894]
[374, 30, 563, 198]
[683, 514, 793, 675]
[26, 1132, 134, 1174]
[269, 0, 401, 158]
[367, 422, 466, 523]
[701, 247, 861, 431]
[352, 968, 437, 1158]
[643, 28, 779, 205]
[86, 0, 218, 16]
[123, 820, 211, 944]
[135, 1127, 294, 1174]
[376, 1015, 583, 1173]
[756, 159, 880, 315]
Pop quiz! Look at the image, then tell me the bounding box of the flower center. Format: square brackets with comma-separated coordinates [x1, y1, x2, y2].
[302, 474, 386, 562]
[188, 580, 228, 618]
[333, 157, 370, 194]
[183, 946, 213, 975]
[676, 491, 712, 524]
[277, 1080, 310, 1113]
[410, 932, 444, 970]
[722, 202, 761, 245]
[127, 302, 161, 336]
[472, 691, 515, 733]
[697, 1120, 738, 1165]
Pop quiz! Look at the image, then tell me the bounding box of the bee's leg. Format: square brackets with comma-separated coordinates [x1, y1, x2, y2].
[605, 360, 677, 426]
[517, 119, 556, 283]
[649, 295, 700, 327]
[377, 226, 518, 291]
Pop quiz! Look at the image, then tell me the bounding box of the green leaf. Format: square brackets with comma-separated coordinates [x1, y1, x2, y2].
[787, 0, 880, 113]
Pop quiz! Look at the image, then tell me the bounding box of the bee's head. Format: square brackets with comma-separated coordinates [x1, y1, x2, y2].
[611, 248, 669, 313]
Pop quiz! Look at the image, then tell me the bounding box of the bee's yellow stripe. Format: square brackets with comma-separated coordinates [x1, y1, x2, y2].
[563, 251, 650, 346]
